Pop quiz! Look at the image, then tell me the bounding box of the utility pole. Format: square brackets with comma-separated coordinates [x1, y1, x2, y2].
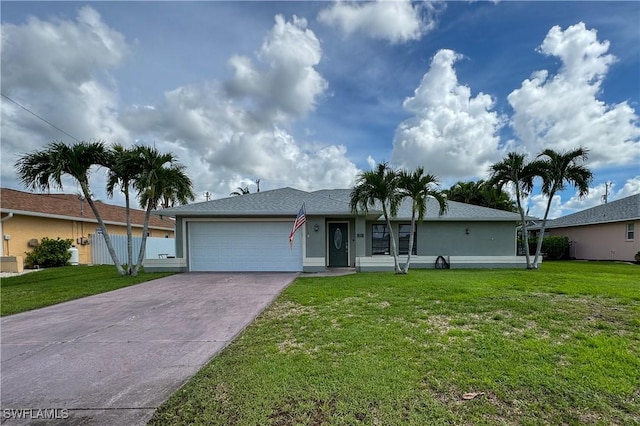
[602, 182, 611, 204]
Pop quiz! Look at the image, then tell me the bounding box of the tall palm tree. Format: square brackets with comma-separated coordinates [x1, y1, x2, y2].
[445, 180, 516, 212]
[106, 144, 139, 275]
[131, 145, 194, 275]
[350, 162, 403, 273]
[532, 147, 592, 268]
[15, 141, 126, 275]
[478, 180, 518, 212]
[398, 167, 447, 274]
[446, 181, 479, 204]
[488, 152, 538, 269]
[230, 186, 250, 196]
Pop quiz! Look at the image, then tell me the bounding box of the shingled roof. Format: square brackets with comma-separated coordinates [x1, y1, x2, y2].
[158, 187, 522, 222]
[539, 193, 640, 229]
[0, 188, 174, 230]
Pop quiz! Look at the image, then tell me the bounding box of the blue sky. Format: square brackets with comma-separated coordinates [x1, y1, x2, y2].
[1, 1, 638, 218]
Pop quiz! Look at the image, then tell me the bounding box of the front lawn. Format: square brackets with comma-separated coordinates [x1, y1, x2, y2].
[150, 262, 639, 425]
[1, 265, 174, 316]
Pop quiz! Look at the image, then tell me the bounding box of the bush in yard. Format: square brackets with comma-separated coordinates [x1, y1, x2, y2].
[25, 237, 73, 268]
[528, 236, 570, 260]
[635, 251, 640, 263]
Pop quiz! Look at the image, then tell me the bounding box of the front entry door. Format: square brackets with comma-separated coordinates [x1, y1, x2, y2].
[328, 222, 349, 267]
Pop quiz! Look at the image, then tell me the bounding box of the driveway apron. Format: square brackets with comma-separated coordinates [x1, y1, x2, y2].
[1, 272, 297, 425]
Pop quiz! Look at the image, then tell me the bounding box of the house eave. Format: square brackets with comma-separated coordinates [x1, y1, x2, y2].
[1, 208, 175, 231]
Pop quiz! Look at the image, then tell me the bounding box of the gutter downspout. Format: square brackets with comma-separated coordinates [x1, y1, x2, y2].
[1, 212, 15, 256]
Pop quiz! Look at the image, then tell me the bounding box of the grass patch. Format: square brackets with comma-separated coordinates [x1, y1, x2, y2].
[150, 262, 639, 425]
[1, 265, 173, 316]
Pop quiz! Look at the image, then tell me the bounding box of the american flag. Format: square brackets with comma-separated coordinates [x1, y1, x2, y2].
[288, 203, 306, 248]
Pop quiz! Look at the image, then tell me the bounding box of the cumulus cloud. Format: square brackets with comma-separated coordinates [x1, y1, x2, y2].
[225, 15, 327, 121]
[124, 15, 359, 200]
[1, 6, 131, 189]
[526, 176, 640, 219]
[391, 49, 505, 179]
[318, 0, 441, 43]
[2, 11, 359, 201]
[508, 22, 640, 168]
[527, 193, 563, 220]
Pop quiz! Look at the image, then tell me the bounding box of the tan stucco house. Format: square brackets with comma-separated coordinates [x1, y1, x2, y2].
[532, 193, 639, 262]
[0, 188, 175, 265]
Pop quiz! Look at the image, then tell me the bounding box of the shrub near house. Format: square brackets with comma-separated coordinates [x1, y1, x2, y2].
[24, 237, 72, 268]
[528, 236, 570, 260]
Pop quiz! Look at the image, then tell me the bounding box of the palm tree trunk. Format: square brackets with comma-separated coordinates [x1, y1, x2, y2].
[124, 186, 133, 275]
[82, 183, 125, 275]
[402, 207, 416, 274]
[532, 190, 555, 269]
[383, 204, 401, 274]
[132, 204, 153, 276]
[515, 187, 533, 269]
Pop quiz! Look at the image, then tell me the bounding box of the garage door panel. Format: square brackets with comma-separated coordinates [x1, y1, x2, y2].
[189, 222, 302, 271]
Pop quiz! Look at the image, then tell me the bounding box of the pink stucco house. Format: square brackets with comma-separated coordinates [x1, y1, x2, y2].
[534, 194, 639, 262]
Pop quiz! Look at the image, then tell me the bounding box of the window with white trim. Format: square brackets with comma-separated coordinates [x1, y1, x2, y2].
[626, 223, 635, 240]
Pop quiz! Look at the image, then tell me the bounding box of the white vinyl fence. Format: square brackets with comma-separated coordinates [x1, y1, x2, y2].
[90, 233, 175, 265]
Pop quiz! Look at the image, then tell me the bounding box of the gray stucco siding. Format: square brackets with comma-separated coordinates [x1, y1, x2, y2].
[175, 217, 185, 258]
[418, 221, 516, 256]
[364, 220, 517, 257]
[305, 216, 326, 258]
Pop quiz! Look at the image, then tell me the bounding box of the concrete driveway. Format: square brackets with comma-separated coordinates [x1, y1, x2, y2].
[1, 272, 297, 425]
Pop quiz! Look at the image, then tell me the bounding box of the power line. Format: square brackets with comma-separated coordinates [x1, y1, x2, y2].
[1, 92, 81, 142]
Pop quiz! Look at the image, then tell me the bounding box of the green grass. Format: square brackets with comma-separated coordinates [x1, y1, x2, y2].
[150, 262, 640, 425]
[1, 265, 173, 316]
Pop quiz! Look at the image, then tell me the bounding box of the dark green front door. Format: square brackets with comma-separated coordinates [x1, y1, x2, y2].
[328, 222, 349, 267]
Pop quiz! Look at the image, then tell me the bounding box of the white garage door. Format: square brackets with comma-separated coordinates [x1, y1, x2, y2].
[188, 221, 303, 272]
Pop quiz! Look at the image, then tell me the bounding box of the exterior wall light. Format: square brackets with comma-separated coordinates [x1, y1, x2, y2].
[314, 224, 320, 232]
[465, 228, 470, 235]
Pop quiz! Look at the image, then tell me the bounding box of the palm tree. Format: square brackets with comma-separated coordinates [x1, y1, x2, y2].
[445, 180, 516, 212]
[131, 145, 194, 275]
[106, 144, 139, 275]
[445, 181, 479, 204]
[532, 147, 593, 268]
[398, 167, 447, 274]
[488, 152, 538, 269]
[15, 141, 126, 275]
[230, 186, 250, 196]
[350, 162, 403, 273]
[478, 180, 518, 212]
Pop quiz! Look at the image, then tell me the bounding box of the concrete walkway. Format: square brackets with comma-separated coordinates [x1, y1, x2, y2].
[1, 272, 297, 425]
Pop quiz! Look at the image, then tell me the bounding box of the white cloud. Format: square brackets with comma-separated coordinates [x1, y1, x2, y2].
[318, 0, 440, 43]
[123, 15, 359, 200]
[2, 11, 359, 202]
[614, 176, 640, 199]
[226, 15, 327, 121]
[508, 22, 640, 169]
[391, 49, 505, 179]
[1, 6, 131, 189]
[527, 176, 640, 219]
[527, 193, 563, 220]
[366, 155, 376, 170]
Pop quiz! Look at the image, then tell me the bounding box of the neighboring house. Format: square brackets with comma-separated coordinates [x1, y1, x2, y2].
[531, 193, 639, 262]
[0, 188, 175, 265]
[151, 187, 527, 273]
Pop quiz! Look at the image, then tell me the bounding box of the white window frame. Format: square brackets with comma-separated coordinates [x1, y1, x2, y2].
[626, 223, 635, 241]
